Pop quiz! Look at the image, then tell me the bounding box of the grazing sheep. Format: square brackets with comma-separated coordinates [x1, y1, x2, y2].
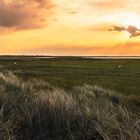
[14, 62, 17, 65]
[118, 65, 123, 68]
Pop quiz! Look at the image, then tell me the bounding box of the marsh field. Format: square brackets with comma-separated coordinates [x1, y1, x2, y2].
[0, 56, 140, 140]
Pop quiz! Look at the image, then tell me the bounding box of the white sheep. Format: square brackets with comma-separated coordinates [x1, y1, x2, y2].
[118, 65, 123, 68]
[14, 62, 17, 65]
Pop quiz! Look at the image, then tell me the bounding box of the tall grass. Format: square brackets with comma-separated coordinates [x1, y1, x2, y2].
[0, 71, 139, 140]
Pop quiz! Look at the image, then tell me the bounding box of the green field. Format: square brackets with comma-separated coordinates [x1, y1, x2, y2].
[0, 56, 140, 106]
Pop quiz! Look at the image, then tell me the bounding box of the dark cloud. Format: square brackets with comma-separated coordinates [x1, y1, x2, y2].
[0, 0, 53, 30]
[127, 25, 140, 38]
[108, 26, 125, 32]
[109, 25, 140, 38]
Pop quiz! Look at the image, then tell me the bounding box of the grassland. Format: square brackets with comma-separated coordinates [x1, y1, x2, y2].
[0, 56, 140, 106]
[0, 56, 140, 140]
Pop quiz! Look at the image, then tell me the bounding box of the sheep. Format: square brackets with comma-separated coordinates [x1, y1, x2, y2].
[118, 65, 123, 69]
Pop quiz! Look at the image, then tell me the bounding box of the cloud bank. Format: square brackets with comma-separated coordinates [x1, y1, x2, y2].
[0, 0, 53, 30]
[109, 25, 140, 38]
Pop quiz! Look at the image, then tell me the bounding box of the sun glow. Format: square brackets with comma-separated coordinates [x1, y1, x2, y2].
[122, 31, 131, 39]
[122, 14, 140, 28]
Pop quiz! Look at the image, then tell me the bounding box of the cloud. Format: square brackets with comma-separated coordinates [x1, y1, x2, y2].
[0, 0, 53, 30]
[68, 11, 77, 15]
[125, 41, 140, 47]
[89, 0, 129, 11]
[109, 25, 140, 38]
[108, 26, 125, 32]
[22, 45, 110, 55]
[127, 25, 140, 38]
[21, 42, 140, 55]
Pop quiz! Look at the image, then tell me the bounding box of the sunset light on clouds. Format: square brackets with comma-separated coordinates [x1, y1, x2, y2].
[0, 0, 140, 55]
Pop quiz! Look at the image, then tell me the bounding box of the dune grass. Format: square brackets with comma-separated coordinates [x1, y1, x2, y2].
[0, 71, 139, 140]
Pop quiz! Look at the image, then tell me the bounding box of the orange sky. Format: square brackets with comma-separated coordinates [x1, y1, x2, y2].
[0, 0, 140, 55]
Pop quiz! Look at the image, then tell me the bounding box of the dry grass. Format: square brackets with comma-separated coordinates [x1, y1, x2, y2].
[0, 71, 139, 140]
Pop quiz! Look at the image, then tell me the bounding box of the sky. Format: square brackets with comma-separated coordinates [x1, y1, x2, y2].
[0, 0, 140, 56]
